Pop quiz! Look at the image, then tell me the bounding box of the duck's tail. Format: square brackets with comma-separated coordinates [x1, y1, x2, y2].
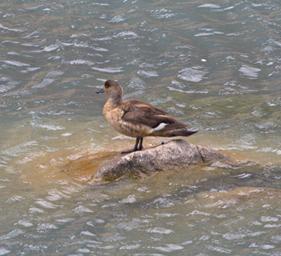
[164, 128, 198, 137]
[151, 121, 198, 137]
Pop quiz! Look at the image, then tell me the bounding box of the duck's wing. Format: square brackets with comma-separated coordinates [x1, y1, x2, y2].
[121, 100, 185, 129]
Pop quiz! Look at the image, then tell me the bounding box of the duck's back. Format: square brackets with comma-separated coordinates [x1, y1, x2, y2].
[121, 100, 198, 137]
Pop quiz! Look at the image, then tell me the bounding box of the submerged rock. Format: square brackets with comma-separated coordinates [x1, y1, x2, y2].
[90, 139, 249, 183]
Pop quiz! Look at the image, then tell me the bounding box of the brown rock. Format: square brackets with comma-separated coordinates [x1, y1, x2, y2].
[91, 139, 245, 183]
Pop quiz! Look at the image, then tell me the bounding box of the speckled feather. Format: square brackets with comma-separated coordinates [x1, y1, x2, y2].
[102, 80, 197, 138]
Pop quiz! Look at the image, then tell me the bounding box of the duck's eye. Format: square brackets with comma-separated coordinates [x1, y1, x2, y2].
[105, 83, 110, 88]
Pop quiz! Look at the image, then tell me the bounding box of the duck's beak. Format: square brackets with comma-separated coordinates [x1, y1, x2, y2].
[96, 88, 104, 94]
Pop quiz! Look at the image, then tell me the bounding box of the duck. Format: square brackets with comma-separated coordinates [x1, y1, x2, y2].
[97, 80, 198, 153]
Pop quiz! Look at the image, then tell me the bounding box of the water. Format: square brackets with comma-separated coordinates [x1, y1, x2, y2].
[0, 0, 281, 255]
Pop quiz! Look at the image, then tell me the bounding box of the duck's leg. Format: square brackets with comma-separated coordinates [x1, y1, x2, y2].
[121, 137, 141, 154]
[138, 137, 143, 150]
[134, 137, 141, 151]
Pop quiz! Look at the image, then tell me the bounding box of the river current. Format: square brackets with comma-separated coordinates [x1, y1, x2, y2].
[0, 0, 281, 255]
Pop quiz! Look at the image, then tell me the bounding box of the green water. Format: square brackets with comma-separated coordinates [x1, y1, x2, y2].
[0, 0, 281, 255]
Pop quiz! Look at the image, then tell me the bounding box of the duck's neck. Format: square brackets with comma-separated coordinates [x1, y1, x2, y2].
[105, 95, 122, 108]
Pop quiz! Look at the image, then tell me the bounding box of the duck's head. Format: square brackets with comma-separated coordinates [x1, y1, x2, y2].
[97, 80, 123, 103]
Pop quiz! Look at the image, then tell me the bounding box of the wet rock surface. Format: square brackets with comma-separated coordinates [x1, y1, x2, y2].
[90, 139, 252, 183]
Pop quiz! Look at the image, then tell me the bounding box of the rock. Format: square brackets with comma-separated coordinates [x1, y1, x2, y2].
[91, 139, 246, 183]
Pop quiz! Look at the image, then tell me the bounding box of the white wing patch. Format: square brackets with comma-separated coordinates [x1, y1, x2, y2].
[153, 122, 168, 131]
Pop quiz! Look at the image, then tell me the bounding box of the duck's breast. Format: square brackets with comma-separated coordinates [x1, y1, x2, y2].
[103, 103, 152, 137]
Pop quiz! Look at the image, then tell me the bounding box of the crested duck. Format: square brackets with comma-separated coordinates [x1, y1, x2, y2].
[97, 80, 198, 153]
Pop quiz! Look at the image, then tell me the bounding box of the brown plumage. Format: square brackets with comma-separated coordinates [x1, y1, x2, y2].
[97, 80, 198, 153]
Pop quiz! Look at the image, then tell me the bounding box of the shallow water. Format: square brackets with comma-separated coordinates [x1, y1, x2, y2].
[0, 0, 281, 255]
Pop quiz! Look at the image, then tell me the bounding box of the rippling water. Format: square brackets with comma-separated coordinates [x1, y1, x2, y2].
[1, 0, 281, 255]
